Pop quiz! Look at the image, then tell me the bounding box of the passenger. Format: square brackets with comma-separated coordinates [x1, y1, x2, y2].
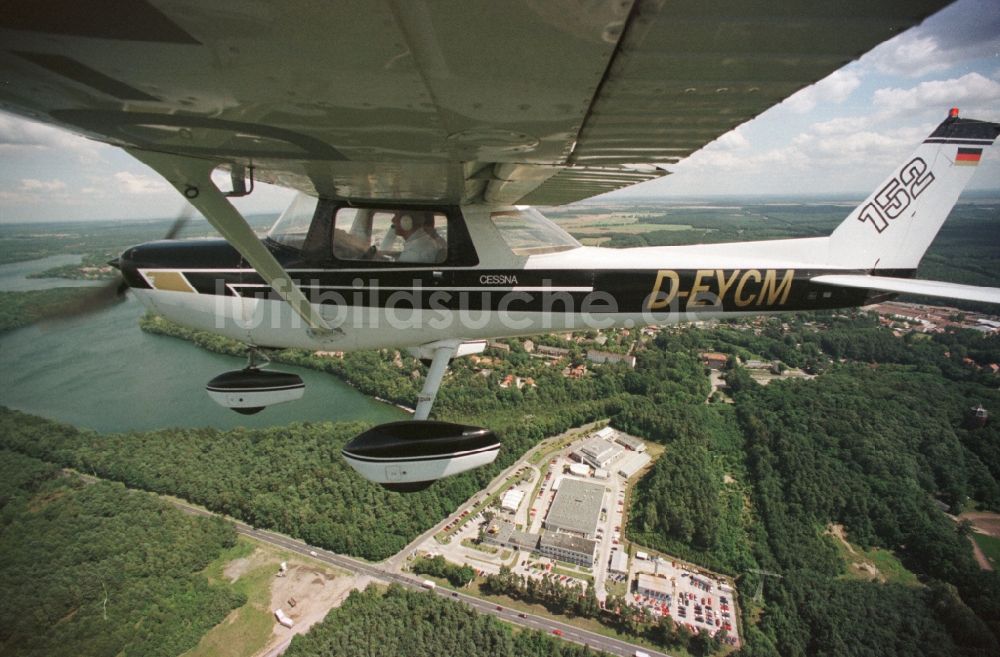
[388, 212, 447, 263]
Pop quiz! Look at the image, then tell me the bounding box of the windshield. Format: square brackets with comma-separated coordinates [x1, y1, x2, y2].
[267, 193, 319, 249]
[490, 207, 580, 256]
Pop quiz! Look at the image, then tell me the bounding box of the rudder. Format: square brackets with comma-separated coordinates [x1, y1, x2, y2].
[827, 110, 999, 271]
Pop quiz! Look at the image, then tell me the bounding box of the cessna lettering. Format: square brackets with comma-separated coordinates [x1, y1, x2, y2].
[647, 269, 795, 311]
[479, 274, 519, 285]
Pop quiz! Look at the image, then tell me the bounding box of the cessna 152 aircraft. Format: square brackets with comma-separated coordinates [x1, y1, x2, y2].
[1, 1, 998, 491]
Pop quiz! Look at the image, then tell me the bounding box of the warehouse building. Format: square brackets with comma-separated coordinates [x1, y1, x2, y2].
[483, 519, 538, 551]
[609, 550, 629, 575]
[501, 489, 524, 513]
[593, 426, 616, 441]
[614, 433, 646, 453]
[538, 531, 597, 567]
[578, 436, 624, 469]
[617, 451, 652, 479]
[636, 573, 672, 600]
[543, 478, 605, 539]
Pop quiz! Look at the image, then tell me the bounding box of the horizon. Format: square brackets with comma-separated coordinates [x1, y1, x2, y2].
[2, 190, 998, 228]
[1, 0, 998, 223]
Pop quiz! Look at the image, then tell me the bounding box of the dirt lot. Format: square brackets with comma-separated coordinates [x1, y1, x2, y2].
[221, 547, 373, 657]
[959, 511, 1000, 537]
[260, 565, 373, 657]
[958, 512, 1000, 572]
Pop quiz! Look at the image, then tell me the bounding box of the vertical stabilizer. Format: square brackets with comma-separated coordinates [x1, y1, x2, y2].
[827, 110, 999, 271]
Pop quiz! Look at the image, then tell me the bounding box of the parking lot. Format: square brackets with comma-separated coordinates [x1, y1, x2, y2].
[629, 555, 739, 647]
[408, 426, 739, 647]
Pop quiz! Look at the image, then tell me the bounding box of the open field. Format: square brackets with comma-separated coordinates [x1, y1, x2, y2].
[827, 524, 920, 586]
[972, 534, 1000, 571]
[182, 536, 361, 657]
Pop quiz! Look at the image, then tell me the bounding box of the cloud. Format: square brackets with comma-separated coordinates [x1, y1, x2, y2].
[19, 178, 67, 192]
[810, 116, 874, 137]
[711, 128, 750, 150]
[0, 111, 104, 164]
[783, 69, 861, 114]
[113, 171, 170, 195]
[872, 72, 1000, 119]
[862, 0, 1000, 77]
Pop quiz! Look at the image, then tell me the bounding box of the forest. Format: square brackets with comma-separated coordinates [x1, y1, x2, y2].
[6, 305, 1000, 655]
[0, 288, 97, 331]
[0, 214, 276, 271]
[4, 202, 1000, 655]
[412, 555, 476, 587]
[284, 584, 607, 657]
[0, 450, 244, 657]
[618, 320, 1000, 657]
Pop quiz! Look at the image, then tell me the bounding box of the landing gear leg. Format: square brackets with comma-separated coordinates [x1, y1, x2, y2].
[244, 346, 270, 371]
[414, 342, 457, 420]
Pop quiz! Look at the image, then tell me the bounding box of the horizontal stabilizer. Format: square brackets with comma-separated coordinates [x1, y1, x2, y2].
[811, 275, 1000, 305]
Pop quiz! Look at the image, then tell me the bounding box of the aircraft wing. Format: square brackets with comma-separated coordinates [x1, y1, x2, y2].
[811, 275, 1000, 305]
[0, 0, 950, 205]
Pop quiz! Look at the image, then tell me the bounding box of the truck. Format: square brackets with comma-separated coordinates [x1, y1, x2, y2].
[634, 652, 651, 657]
[274, 609, 294, 628]
[421, 580, 436, 590]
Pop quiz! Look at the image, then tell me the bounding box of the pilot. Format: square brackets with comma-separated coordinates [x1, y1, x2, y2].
[387, 212, 446, 264]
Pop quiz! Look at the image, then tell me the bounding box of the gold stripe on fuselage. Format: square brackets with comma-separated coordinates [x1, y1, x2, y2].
[144, 270, 196, 293]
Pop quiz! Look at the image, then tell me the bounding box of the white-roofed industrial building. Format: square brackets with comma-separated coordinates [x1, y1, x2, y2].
[617, 451, 651, 479]
[538, 531, 597, 567]
[636, 573, 672, 600]
[543, 478, 605, 539]
[614, 433, 646, 452]
[594, 426, 616, 441]
[578, 436, 624, 469]
[609, 550, 629, 574]
[501, 489, 524, 512]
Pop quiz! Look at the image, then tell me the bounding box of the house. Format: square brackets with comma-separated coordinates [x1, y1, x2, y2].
[700, 352, 729, 369]
[587, 350, 636, 368]
[537, 344, 570, 358]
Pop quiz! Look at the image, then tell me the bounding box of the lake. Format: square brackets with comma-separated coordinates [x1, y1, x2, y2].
[0, 254, 106, 291]
[0, 260, 405, 433]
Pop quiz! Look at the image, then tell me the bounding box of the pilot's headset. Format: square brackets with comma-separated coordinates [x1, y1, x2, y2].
[400, 212, 429, 233]
[397, 213, 415, 232]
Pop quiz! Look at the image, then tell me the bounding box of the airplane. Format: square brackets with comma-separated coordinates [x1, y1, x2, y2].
[1, 1, 997, 492]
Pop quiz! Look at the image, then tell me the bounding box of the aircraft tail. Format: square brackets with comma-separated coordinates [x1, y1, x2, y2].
[826, 110, 999, 271]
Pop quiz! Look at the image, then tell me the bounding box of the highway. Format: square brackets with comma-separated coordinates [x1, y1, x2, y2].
[167, 496, 669, 657]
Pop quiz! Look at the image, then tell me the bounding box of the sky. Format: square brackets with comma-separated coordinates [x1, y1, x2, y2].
[0, 0, 998, 223]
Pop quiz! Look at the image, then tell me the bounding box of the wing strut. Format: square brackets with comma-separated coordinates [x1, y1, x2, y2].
[126, 149, 340, 340]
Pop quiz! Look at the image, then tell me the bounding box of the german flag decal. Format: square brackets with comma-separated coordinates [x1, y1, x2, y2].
[956, 147, 983, 166]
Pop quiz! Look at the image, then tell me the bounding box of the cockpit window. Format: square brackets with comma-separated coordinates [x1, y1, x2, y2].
[266, 193, 320, 250]
[332, 208, 448, 264]
[490, 207, 581, 256]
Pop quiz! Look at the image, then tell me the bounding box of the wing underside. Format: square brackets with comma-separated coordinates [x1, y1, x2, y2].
[812, 275, 1000, 305]
[0, 0, 950, 205]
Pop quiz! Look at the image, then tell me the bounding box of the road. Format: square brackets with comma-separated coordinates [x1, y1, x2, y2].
[172, 499, 668, 657]
[73, 471, 668, 657]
